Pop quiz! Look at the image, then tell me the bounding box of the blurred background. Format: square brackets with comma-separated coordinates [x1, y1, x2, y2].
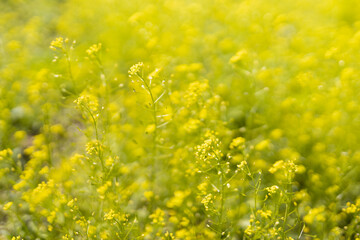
[1, 0, 360, 239]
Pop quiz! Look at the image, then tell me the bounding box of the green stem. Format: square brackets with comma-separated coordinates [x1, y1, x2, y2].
[43, 104, 53, 166]
[219, 173, 225, 238]
[95, 55, 110, 133]
[63, 49, 76, 92]
[83, 104, 105, 171]
[216, 154, 225, 238]
[283, 176, 292, 236]
[136, 73, 158, 178]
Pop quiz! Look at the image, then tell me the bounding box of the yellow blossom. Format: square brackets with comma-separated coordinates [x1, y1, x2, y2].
[3, 202, 13, 211]
[230, 137, 245, 150]
[86, 43, 102, 57]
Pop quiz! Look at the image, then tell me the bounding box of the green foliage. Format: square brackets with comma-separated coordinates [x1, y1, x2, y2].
[1, 0, 360, 239]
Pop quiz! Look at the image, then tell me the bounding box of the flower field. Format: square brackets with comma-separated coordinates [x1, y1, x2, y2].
[1, 0, 360, 239]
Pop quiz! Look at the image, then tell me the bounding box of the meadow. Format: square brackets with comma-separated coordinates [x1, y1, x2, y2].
[1, 0, 360, 239]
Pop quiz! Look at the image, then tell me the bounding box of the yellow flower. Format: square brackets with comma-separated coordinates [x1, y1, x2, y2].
[145, 124, 156, 134]
[255, 139, 270, 151]
[104, 209, 117, 220]
[304, 206, 326, 224]
[195, 131, 223, 167]
[14, 131, 26, 141]
[49, 37, 68, 50]
[343, 202, 358, 214]
[128, 62, 144, 77]
[0, 148, 13, 160]
[47, 211, 56, 223]
[88, 225, 97, 236]
[163, 231, 175, 239]
[270, 129, 283, 139]
[67, 198, 77, 208]
[257, 209, 272, 219]
[237, 160, 247, 171]
[265, 185, 279, 196]
[97, 181, 112, 199]
[197, 182, 208, 194]
[39, 166, 49, 175]
[201, 194, 213, 211]
[149, 208, 165, 225]
[144, 191, 154, 201]
[74, 93, 99, 113]
[166, 190, 191, 208]
[3, 202, 13, 211]
[86, 43, 102, 57]
[105, 156, 114, 166]
[184, 118, 202, 133]
[184, 80, 209, 107]
[230, 137, 245, 150]
[229, 49, 248, 64]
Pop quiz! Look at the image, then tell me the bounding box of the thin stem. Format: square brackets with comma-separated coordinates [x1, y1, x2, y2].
[124, 218, 136, 239]
[253, 174, 261, 218]
[136, 73, 158, 178]
[216, 155, 226, 238]
[82, 104, 104, 171]
[219, 172, 225, 238]
[63, 50, 76, 92]
[43, 104, 53, 166]
[95, 55, 110, 133]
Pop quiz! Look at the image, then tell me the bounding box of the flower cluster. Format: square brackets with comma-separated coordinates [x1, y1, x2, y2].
[86, 43, 102, 57]
[49, 37, 68, 50]
[195, 131, 223, 168]
[2, 0, 360, 239]
[128, 62, 144, 77]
